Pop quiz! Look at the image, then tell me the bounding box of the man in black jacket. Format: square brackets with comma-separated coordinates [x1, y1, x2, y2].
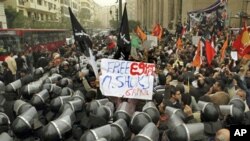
[0, 62, 14, 85]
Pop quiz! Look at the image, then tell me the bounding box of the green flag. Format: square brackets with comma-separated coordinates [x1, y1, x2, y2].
[131, 33, 141, 49]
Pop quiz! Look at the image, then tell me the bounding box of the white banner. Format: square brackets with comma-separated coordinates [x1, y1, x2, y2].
[147, 35, 158, 47]
[192, 36, 201, 46]
[231, 51, 238, 61]
[100, 59, 155, 100]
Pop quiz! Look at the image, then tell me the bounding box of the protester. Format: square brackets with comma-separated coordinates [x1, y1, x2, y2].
[4, 52, 17, 79]
[1, 3, 250, 141]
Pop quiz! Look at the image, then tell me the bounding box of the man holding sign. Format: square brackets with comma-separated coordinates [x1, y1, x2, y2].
[99, 59, 155, 100]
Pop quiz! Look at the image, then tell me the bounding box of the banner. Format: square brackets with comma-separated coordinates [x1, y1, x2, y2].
[69, 7, 98, 77]
[68, 7, 92, 57]
[99, 59, 155, 100]
[114, 4, 131, 60]
[147, 35, 158, 47]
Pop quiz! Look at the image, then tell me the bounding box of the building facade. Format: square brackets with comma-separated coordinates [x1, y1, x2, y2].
[137, 0, 250, 30]
[61, 0, 81, 19]
[0, 0, 7, 28]
[4, 0, 62, 22]
[126, 0, 137, 21]
[3, 0, 82, 25]
[79, 0, 95, 27]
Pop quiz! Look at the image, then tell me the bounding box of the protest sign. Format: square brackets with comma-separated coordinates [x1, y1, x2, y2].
[99, 59, 155, 100]
[147, 35, 158, 47]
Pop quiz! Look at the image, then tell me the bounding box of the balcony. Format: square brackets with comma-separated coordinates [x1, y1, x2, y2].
[23, 2, 36, 9]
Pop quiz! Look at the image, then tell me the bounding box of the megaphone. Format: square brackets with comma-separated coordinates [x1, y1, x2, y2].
[80, 124, 111, 141]
[229, 95, 245, 112]
[0, 132, 13, 141]
[13, 100, 32, 116]
[132, 122, 159, 141]
[111, 119, 129, 141]
[31, 89, 49, 109]
[220, 105, 244, 124]
[142, 102, 160, 124]
[198, 101, 219, 122]
[130, 112, 152, 134]
[114, 102, 135, 125]
[6, 74, 33, 92]
[44, 73, 62, 84]
[12, 107, 38, 138]
[168, 123, 206, 141]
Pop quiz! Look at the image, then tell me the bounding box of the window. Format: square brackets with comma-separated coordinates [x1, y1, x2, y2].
[18, 0, 25, 5]
[37, 0, 42, 5]
[73, 2, 77, 9]
[0, 36, 20, 54]
[27, 12, 31, 18]
[65, 0, 70, 6]
[48, 3, 53, 10]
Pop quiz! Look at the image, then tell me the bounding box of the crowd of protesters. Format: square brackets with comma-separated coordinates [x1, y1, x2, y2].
[0, 19, 250, 141]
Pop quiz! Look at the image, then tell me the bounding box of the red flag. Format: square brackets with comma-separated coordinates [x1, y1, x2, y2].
[205, 39, 216, 65]
[135, 26, 147, 41]
[192, 40, 202, 67]
[220, 35, 229, 62]
[233, 22, 250, 57]
[233, 33, 245, 56]
[176, 37, 183, 49]
[152, 24, 163, 40]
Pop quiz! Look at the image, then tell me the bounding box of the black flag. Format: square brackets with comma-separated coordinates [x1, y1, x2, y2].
[68, 7, 92, 57]
[114, 3, 131, 60]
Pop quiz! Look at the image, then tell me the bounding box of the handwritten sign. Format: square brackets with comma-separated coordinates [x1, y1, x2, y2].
[100, 59, 155, 100]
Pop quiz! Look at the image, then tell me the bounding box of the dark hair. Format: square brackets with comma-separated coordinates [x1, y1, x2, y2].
[169, 86, 177, 97]
[158, 73, 166, 85]
[2, 61, 8, 68]
[181, 94, 192, 106]
[217, 80, 225, 91]
[85, 89, 96, 102]
[177, 75, 184, 82]
[176, 84, 184, 94]
[153, 93, 163, 106]
[197, 79, 205, 88]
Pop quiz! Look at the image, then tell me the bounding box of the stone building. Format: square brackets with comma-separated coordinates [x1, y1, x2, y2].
[136, 0, 250, 30]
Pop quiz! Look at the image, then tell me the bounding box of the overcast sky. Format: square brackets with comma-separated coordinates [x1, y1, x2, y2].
[93, 0, 126, 6]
